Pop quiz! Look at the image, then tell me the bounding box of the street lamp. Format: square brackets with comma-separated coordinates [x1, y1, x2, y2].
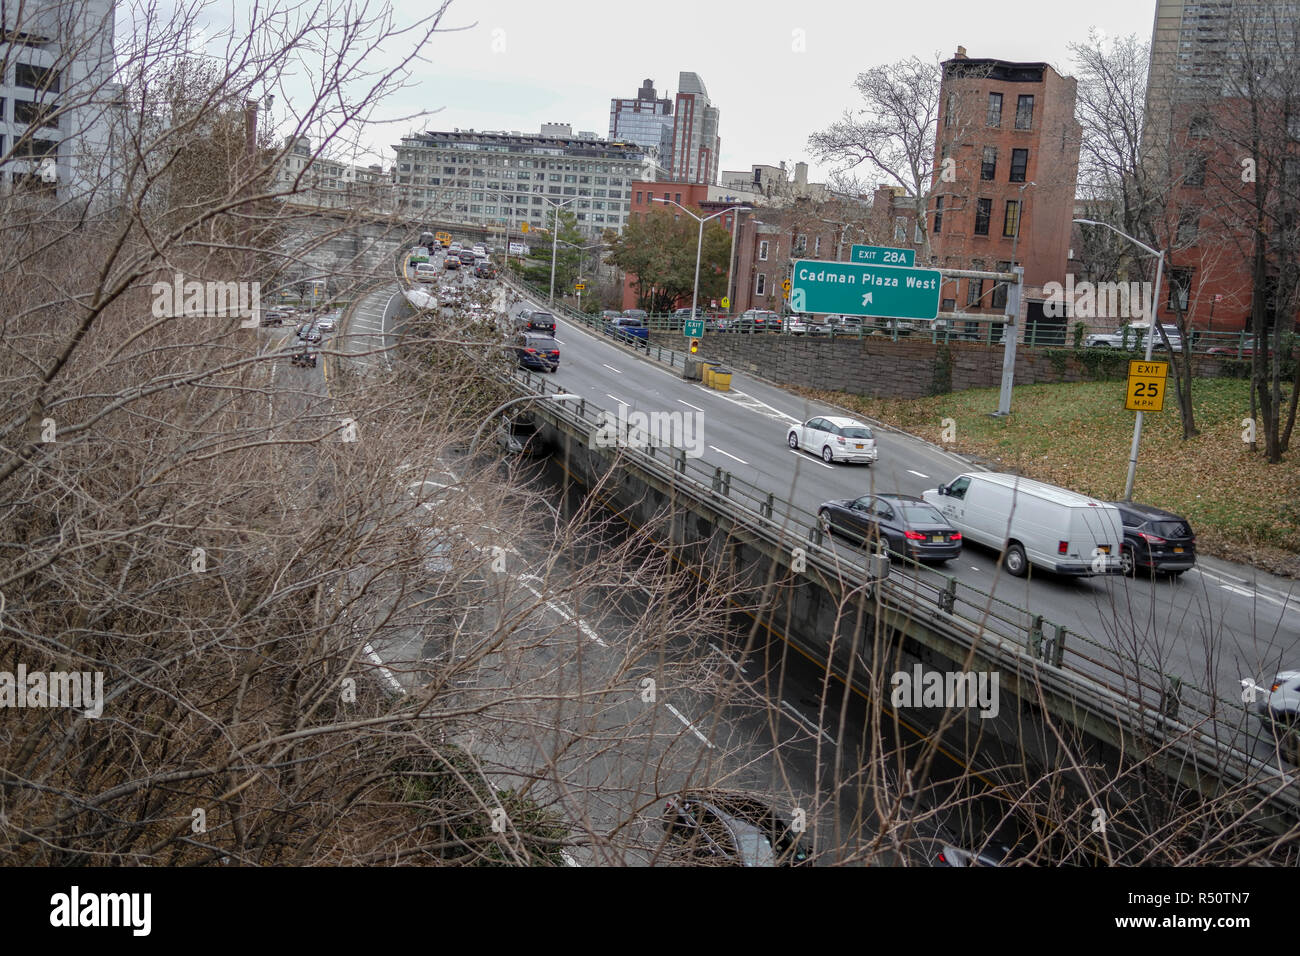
[652, 198, 745, 320]
[542, 197, 578, 304]
[469, 392, 583, 455]
[1074, 218, 1167, 501]
[553, 237, 606, 310]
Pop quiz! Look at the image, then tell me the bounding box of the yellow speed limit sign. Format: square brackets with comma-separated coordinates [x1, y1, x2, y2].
[1125, 359, 1168, 411]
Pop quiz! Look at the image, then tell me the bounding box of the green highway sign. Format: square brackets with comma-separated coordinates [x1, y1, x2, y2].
[683, 319, 704, 337]
[790, 259, 941, 320]
[850, 244, 915, 266]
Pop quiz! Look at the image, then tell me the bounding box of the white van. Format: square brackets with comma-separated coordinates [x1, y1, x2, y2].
[922, 473, 1123, 577]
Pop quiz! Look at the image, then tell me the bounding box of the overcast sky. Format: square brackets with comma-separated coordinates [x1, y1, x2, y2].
[273, 0, 1160, 178]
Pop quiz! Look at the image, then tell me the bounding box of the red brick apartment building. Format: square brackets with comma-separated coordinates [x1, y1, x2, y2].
[927, 48, 1081, 340]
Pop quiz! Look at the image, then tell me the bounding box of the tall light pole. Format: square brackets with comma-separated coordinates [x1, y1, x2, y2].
[543, 197, 577, 304]
[553, 237, 605, 310]
[652, 198, 744, 319]
[1074, 218, 1166, 500]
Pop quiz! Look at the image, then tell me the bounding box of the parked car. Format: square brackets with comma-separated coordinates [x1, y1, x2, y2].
[622, 309, 648, 322]
[1084, 322, 1183, 351]
[923, 473, 1124, 577]
[662, 791, 811, 867]
[1252, 671, 1300, 734]
[834, 315, 865, 335]
[674, 307, 707, 321]
[874, 318, 917, 336]
[514, 332, 559, 372]
[818, 493, 962, 563]
[787, 416, 878, 465]
[782, 315, 808, 335]
[518, 310, 556, 334]
[599, 310, 623, 322]
[737, 308, 779, 332]
[806, 315, 835, 335]
[1109, 501, 1196, 576]
[707, 316, 730, 332]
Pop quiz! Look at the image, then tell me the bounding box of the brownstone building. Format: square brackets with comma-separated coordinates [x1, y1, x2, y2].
[929, 48, 1081, 340]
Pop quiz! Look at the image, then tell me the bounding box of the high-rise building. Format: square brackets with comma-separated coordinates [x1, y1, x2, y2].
[670, 72, 721, 185]
[393, 127, 646, 238]
[609, 79, 674, 164]
[0, 0, 118, 200]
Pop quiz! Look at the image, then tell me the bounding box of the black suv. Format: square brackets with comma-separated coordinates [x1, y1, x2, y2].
[514, 332, 559, 372]
[1110, 501, 1196, 576]
[518, 310, 556, 334]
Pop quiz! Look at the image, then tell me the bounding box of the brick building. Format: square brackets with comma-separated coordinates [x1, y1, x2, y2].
[928, 48, 1081, 340]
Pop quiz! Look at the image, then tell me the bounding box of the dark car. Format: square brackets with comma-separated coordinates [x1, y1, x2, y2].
[599, 309, 622, 322]
[443, 255, 460, 270]
[474, 261, 496, 278]
[662, 791, 811, 867]
[514, 332, 559, 372]
[518, 310, 556, 334]
[623, 309, 648, 322]
[818, 493, 962, 563]
[457, 250, 477, 266]
[1110, 501, 1196, 576]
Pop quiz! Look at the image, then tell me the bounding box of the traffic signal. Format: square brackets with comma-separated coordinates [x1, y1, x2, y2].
[689, 338, 700, 354]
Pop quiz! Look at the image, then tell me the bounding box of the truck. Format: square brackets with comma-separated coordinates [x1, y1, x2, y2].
[922, 472, 1124, 577]
[604, 314, 649, 347]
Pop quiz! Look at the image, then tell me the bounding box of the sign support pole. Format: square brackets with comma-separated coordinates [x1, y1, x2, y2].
[1123, 251, 1165, 501]
[992, 266, 1023, 418]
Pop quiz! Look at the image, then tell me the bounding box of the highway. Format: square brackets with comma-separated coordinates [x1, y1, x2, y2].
[497, 290, 1299, 746]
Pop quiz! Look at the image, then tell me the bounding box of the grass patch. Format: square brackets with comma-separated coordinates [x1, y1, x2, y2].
[795, 378, 1300, 577]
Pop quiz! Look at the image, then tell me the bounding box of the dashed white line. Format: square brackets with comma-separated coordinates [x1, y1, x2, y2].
[607, 393, 627, 406]
[789, 449, 834, 470]
[520, 582, 608, 647]
[710, 445, 748, 465]
[664, 703, 715, 749]
[780, 700, 836, 746]
[709, 643, 748, 673]
[677, 399, 705, 412]
[907, 469, 930, 479]
[602, 364, 623, 374]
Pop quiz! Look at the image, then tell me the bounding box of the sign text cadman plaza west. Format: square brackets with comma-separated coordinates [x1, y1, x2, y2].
[790, 259, 942, 321]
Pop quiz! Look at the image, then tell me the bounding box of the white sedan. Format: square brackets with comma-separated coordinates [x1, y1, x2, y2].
[787, 415, 878, 464]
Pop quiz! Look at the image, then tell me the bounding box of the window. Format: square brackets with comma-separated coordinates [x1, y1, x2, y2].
[564, 174, 576, 183]
[814, 237, 822, 255]
[894, 217, 907, 241]
[974, 198, 992, 235]
[1009, 148, 1028, 182]
[933, 196, 944, 234]
[991, 260, 1011, 309]
[1185, 153, 1206, 187]
[1003, 200, 1020, 237]
[1177, 207, 1200, 244]
[1168, 268, 1192, 311]
[15, 62, 59, 93]
[674, 193, 682, 203]
[636, 191, 642, 204]
[1189, 114, 1213, 140]
[14, 137, 57, 158]
[942, 297, 956, 311]
[1015, 95, 1035, 130]
[987, 92, 1003, 127]
[796, 233, 807, 252]
[755, 274, 767, 296]
[981, 147, 997, 180]
[967, 276, 984, 307]
[758, 240, 769, 261]
[14, 98, 56, 128]
[664, 192, 670, 202]
[944, 92, 955, 128]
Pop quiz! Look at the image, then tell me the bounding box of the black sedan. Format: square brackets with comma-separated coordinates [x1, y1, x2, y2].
[818, 493, 962, 563]
[662, 791, 811, 867]
[1109, 501, 1196, 576]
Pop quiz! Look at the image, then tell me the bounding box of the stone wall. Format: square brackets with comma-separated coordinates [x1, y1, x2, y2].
[651, 333, 1239, 398]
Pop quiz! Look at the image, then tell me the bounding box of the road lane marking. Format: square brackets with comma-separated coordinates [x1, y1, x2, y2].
[781, 700, 836, 745]
[607, 393, 628, 405]
[677, 399, 705, 412]
[520, 582, 607, 647]
[1221, 584, 1256, 598]
[664, 703, 715, 749]
[602, 364, 623, 374]
[709, 643, 748, 673]
[789, 449, 834, 470]
[710, 445, 748, 465]
[907, 470, 929, 479]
